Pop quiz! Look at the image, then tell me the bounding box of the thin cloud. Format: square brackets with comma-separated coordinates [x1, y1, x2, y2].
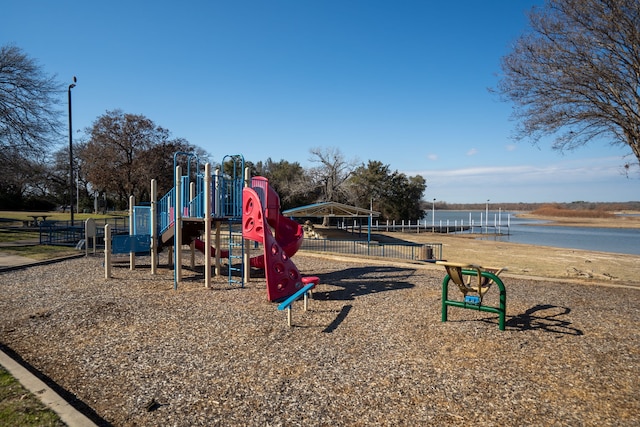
[417, 157, 626, 177]
[427, 165, 536, 178]
[466, 148, 478, 156]
[412, 156, 632, 188]
[427, 154, 438, 161]
[405, 156, 638, 202]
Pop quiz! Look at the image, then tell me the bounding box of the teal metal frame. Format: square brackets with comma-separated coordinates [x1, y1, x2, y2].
[441, 268, 507, 331]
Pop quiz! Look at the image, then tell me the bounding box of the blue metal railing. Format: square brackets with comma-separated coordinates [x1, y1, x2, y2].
[181, 175, 191, 215]
[190, 192, 204, 218]
[213, 175, 243, 218]
[39, 217, 128, 247]
[158, 187, 175, 234]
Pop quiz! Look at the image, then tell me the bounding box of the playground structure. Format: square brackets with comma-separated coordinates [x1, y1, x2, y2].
[106, 152, 315, 303]
[436, 261, 507, 330]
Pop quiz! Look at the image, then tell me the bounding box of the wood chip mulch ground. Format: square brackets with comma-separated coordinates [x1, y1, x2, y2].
[1, 253, 639, 426]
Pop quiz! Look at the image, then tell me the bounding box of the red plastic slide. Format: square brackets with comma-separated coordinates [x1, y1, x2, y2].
[242, 185, 306, 301]
[193, 212, 303, 270]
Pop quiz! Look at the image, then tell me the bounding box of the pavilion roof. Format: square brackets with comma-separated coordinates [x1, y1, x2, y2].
[282, 202, 380, 218]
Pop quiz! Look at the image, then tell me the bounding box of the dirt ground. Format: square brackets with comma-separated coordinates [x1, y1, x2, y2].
[388, 232, 639, 288]
[1, 216, 639, 426]
[317, 214, 640, 289]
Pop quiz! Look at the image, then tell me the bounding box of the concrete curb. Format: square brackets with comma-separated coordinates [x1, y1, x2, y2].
[1, 254, 106, 425]
[0, 349, 97, 427]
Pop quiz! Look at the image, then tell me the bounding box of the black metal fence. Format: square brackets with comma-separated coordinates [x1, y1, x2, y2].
[300, 239, 442, 262]
[38, 219, 443, 262]
[39, 217, 128, 247]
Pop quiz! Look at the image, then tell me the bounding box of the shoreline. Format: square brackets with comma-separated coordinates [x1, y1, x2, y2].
[369, 230, 640, 287]
[514, 212, 640, 229]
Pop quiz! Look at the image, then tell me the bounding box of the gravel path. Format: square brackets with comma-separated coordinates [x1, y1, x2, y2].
[1, 253, 639, 426]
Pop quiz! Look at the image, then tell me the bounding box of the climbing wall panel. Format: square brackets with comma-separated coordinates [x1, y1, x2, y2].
[242, 187, 303, 302]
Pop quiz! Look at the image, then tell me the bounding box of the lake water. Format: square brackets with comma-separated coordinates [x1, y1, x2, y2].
[426, 210, 640, 256]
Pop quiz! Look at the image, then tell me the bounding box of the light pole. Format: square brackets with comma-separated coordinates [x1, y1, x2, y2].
[432, 198, 436, 228]
[68, 76, 77, 225]
[369, 197, 373, 243]
[76, 169, 80, 214]
[486, 199, 490, 231]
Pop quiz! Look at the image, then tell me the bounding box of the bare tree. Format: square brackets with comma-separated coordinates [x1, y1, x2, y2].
[307, 147, 358, 226]
[308, 147, 358, 203]
[495, 0, 640, 171]
[0, 45, 62, 158]
[81, 110, 172, 208]
[253, 158, 313, 210]
[137, 138, 206, 196]
[0, 45, 63, 207]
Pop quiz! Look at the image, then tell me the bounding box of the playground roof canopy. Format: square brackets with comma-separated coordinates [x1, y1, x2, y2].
[282, 202, 380, 218]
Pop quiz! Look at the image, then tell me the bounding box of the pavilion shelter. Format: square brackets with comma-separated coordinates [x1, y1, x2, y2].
[282, 202, 380, 242]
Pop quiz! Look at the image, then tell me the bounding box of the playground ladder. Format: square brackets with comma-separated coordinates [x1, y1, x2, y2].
[226, 219, 244, 287]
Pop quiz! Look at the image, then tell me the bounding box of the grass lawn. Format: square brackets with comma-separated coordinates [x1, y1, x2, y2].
[0, 210, 126, 260]
[0, 366, 64, 427]
[0, 244, 79, 260]
[0, 228, 78, 260]
[0, 229, 40, 242]
[0, 210, 124, 223]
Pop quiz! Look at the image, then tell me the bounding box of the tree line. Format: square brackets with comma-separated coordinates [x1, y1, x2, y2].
[79, 111, 427, 220]
[1, 95, 427, 220]
[431, 201, 640, 212]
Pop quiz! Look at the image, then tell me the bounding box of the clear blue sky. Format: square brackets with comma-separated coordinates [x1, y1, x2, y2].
[4, 0, 638, 203]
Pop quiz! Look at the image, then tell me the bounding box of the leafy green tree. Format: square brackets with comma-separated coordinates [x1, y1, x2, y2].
[382, 173, 426, 221]
[347, 160, 426, 221]
[347, 160, 391, 209]
[496, 0, 640, 172]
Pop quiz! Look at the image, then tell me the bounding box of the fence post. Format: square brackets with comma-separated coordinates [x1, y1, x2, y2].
[151, 179, 157, 275]
[104, 224, 111, 279]
[204, 164, 211, 287]
[243, 166, 250, 284]
[129, 195, 135, 270]
[174, 165, 182, 290]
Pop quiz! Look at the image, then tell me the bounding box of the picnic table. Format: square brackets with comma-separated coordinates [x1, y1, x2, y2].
[29, 215, 49, 226]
